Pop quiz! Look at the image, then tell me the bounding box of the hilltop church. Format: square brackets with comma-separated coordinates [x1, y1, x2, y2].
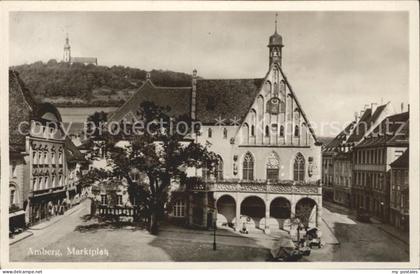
[107, 22, 323, 233]
[63, 34, 98, 66]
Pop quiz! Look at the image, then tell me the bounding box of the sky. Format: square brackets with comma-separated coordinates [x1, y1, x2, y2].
[9, 11, 409, 136]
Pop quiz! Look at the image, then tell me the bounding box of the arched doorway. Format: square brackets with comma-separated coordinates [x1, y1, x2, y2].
[269, 197, 291, 230]
[216, 195, 236, 228]
[240, 196, 265, 230]
[295, 198, 317, 227]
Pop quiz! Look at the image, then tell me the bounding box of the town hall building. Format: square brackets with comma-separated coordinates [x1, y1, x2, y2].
[108, 23, 323, 233]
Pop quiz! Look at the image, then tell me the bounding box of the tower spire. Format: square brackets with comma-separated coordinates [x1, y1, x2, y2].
[63, 33, 71, 63]
[275, 13, 278, 33]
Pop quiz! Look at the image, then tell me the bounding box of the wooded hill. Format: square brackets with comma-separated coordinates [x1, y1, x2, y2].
[11, 60, 193, 107]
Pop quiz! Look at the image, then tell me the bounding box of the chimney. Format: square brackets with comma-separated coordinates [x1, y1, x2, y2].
[364, 104, 369, 110]
[146, 71, 151, 81]
[360, 109, 365, 117]
[408, 104, 410, 112]
[371, 102, 378, 114]
[191, 69, 197, 120]
[400, 102, 404, 113]
[354, 111, 359, 122]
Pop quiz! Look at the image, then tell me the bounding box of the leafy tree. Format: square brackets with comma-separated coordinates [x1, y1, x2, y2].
[103, 101, 217, 234]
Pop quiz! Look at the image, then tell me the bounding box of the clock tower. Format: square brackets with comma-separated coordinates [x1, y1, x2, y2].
[268, 14, 284, 68]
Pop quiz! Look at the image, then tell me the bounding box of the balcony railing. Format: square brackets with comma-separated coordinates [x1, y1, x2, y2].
[185, 177, 321, 195]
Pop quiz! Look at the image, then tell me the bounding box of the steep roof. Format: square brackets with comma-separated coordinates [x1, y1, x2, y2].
[390, 149, 409, 168]
[347, 104, 387, 144]
[108, 80, 192, 122]
[63, 122, 85, 136]
[195, 78, 263, 124]
[9, 70, 40, 153]
[71, 57, 97, 64]
[323, 121, 357, 152]
[356, 112, 409, 148]
[108, 66, 319, 144]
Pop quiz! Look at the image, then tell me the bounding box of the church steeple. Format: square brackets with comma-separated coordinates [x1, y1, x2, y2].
[63, 33, 71, 63]
[268, 13, 284, 68]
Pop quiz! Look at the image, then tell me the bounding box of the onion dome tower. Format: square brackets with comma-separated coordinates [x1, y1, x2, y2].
[268, 13, 284, 67]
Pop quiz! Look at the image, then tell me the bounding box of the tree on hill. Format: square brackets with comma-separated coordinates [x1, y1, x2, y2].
[11, 61, 193, 106]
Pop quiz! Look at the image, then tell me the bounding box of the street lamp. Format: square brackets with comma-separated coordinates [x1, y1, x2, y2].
[213, 218, 217, 251]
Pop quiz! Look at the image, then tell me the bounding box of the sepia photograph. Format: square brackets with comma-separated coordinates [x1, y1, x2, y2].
[1, 1, 419, 269]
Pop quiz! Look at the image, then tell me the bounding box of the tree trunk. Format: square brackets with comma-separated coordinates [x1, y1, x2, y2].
[90, 198, 96, 217]
[149, 200, 160, 234]
[150, 211, 159, 234]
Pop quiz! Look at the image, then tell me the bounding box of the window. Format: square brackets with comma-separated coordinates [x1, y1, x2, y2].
[38, 177, 44, 190]
[52, 176, 56, 187]
[38, 153, 43, 165]
[216, 157, 223, 181]
[9, 185, 16, 206]
[101, 194, 108, 205]
[223, 128, 228, 139]
[33, 178, 38, 191]
[202, 163, 212, 181]
[294, 125, 300, 137]
[58, 152, 63, 164]
[293, 153, 305, 182]
[280, 125, 284, 137]
[208, 128, 212, 138]
[33, 151, 37, 164]
[131, 172, 140, 181]
[251, 125, 255, 137]
[117, 195, 123, 205]
[265, 125, 270, 137]
[173, 200, 186, 217]
[11, 162, 17, 177]
[43, 151, 48, 164]
[266, 152, 280, 181]
[272, 124, 278, 134]
[242, 152, 254, 180]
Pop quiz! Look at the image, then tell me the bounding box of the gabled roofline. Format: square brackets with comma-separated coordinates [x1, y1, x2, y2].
[278, 66, 319, 144]
[231, 65, 273, 140]
[108, 79, 154, 122]
[108, 79, 192, 122]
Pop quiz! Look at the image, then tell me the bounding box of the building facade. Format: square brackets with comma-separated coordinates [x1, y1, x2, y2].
[9, 71, 86, 231]
[352, 112, 409, 222]
[109, 26, 323, 233]
[389, 149, 409, 231]
[321, 103, 393, 208]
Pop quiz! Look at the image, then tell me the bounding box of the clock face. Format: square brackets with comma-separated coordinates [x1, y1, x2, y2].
[267, 97, 281, 114]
